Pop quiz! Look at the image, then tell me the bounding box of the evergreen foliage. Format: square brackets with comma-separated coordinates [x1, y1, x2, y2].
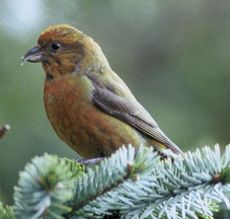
[0, 202, 15, 219]
[14, 154, 84, 219]
[1, 144, 230, 219]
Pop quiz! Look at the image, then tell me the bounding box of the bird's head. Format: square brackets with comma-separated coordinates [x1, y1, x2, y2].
[22, 24, 109, 79]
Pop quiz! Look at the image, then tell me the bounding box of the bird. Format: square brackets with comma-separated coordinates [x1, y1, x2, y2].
[22, 24, 182, 159]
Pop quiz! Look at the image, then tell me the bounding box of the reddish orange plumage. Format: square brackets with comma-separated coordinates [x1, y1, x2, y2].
[44, 74, 142, 157]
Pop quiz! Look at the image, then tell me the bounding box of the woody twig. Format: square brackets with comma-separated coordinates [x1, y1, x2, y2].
[0, 124, 10, 138]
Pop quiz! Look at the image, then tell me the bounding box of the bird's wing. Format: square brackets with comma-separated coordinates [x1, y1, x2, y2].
[88, 72, 182, 154]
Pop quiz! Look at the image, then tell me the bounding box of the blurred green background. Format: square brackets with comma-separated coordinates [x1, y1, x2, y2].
[0, 0, 229, 204]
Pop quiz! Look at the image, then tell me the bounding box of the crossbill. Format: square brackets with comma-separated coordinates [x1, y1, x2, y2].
[22, 24, 182, 158]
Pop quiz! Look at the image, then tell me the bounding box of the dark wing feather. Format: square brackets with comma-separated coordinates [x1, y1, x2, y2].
[88, 72, 182, 154]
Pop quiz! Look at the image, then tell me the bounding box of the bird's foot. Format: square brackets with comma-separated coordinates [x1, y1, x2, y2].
[77, 157, 103, 165]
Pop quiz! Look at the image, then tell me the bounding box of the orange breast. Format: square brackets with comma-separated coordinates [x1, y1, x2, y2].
[44, 75, 143, 158]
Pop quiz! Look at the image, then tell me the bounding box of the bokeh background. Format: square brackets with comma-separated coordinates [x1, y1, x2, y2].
[0, 0, 229, 204]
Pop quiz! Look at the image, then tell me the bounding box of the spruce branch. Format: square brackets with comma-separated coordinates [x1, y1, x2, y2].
[8, 144, 230, 219]
[70, 145, 230, 219]
[14, 154, 84, 219]
[122, 145, 230, 219]
[68, 145, 159, 218]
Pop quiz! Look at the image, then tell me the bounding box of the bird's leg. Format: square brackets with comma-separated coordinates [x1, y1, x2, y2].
[77, 157, 103, 165]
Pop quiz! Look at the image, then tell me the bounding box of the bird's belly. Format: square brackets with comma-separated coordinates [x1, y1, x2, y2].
[44, 77, 143, 158]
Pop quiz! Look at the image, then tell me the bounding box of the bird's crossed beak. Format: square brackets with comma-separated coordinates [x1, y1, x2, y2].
[21, 45, 43, 65]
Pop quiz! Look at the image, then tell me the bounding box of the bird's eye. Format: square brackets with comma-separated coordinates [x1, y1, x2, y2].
[51, 43, 60, 51]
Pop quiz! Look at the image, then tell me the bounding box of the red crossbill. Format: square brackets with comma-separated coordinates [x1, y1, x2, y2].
[22, 24, 182, 158]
